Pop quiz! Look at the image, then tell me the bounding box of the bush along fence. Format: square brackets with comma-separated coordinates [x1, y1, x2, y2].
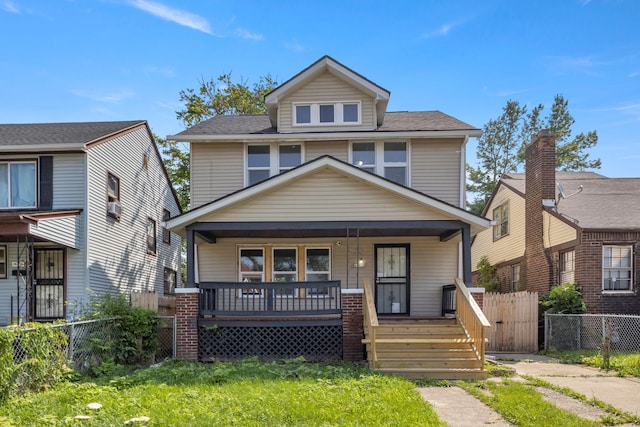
[545, 313, 640, 353]
[0, 316, 175, 403]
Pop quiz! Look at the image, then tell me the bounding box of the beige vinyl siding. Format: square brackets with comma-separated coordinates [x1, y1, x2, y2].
[279, 72, 375, 133]
[305, 140, 348, 162]
[471, 186, 526, 268]
[206, 168, 458, 223]
[87, 126, 181, 300]
[191, 142, 243, 207]
[544, 212, 577, 248]
[197, 235, 458, 318]
[411, 138, 462, 206]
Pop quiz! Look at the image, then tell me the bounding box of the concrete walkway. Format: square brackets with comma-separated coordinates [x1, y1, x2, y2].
[419, 353, 640, 426]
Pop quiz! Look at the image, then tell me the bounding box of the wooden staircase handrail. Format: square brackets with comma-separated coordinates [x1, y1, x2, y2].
[454, 277, 491, 327]
[362, 279, 378, 368]
[454, 277, 490, 366]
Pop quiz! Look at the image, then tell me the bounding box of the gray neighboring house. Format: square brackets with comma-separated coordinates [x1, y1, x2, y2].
[0, 121, 182, 324]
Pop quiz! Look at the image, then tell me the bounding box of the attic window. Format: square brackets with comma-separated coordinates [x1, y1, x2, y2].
[293, 102, 360, 126]
[492, 203, 509, 241]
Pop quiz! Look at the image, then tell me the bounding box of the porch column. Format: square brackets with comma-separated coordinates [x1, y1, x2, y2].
[175, 288, 199, 361]
[185, 226, 196, 287]
[342, 289, 364, 361]
[462, 224, 472, 284]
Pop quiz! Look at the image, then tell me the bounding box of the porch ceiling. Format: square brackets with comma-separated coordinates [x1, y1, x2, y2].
[190, 220, 465, 243]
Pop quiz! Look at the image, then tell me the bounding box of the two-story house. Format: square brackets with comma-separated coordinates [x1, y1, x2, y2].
[472, 130, 640, 314]
[0, 120, 182, 324]
[168, 56, 490, 378]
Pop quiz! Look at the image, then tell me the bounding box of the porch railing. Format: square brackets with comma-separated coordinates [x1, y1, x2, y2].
[199, 281, 341, 317]
[454, 277, 490, 366]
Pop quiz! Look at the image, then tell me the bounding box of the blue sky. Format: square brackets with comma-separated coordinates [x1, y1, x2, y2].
[2, 0, 639, 178]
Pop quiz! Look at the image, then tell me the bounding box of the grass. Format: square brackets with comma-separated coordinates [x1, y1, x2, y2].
[546, 350, 640, 377]
[460, 379, 602, 427]
[0, 358, 445, 427]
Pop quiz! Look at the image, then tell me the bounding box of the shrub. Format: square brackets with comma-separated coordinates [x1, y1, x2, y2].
[542, 283, 586, 314]
[476, 256, 500, 292]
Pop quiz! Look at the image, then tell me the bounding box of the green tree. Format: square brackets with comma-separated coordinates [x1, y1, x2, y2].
[467, 95, 601, 215]
[155, 135, 190, 211]
[176, 72, 278, 127]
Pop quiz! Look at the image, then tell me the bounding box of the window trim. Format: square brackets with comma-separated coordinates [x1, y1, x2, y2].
[245, 143, 304, 186]
[0, 245, 6, 279]
[492, 202, 510, 241]
[273, 247, 298, 297]
[602, 245, 634, 293]
[305, 247, 332, 297]
[560, 250, 575, 285]
[512, 264, 520, 292]
[0, 159, 38, 210]
[107, 172, 120, 202]
[162, 209, 171, 244]
[293, 101, 361, 126]
[349, 140, 410, 186]
[163, 267, 177, 295]
[146, 217, 157, 255]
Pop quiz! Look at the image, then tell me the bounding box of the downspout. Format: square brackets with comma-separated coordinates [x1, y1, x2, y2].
[346, 227, 350, 289]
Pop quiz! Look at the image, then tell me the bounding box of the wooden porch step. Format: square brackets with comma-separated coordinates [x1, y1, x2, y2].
[372, 348, 477, 359]
[376, 367, 487, 380]
[373, 358, 482, 370]
[362, 337, 473, 345]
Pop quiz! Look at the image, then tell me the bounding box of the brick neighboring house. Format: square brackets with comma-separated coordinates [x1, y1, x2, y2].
[472, 130, 640, 314]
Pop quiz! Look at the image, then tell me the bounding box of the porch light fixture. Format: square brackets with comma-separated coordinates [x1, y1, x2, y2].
[353, 257, 366, 268]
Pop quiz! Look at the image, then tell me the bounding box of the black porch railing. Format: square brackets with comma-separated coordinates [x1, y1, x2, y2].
[441, 284, 456, 317]
[199, 281, 342, 317]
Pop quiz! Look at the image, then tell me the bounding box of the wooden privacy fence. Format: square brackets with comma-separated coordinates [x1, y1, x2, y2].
[484, 291, 538, 353]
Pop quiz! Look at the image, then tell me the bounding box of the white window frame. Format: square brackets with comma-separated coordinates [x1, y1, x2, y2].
[146, 217, 157, 255]
[512, 264, 520, 292]
[0, 160, 37, 209]
[239, 247, 265, 297]
[349, 140, 410, 186]
[602, 245, 634, 292]
[273, 247, 298, 297]
[0, 245, 6, 279]
[245, 143, 304, 186]
[305, 247, 332, 297]
[560, 250, 575, 285]
[293, 101, 361, 126]
[492, 203, 509, 241]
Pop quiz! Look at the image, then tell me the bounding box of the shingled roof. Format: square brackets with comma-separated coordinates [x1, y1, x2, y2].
[171, 111, 478, 137]
[0, 120, 145, 149]
[501, 172, 640, 230]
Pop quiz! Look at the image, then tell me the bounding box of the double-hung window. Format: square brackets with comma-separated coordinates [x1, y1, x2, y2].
[351, 141, 408, 185]
[162, 209, 171, 244]
[0, 245, 6, 279]
[603, 245, 633, 291]
[560, 250, 575, 285]
[240, 248, 265, 296]
[0, 160, 37, 209]
[493, 203, 509, 240]
[294, 102, 360, 126]
[146, 218, 157, 255]
[273, 248, 297, 296]
[246, 143, 302, 186]
[512, 264, 520, 292]
[164, 268, 176, 295]
[306, 248, 331, 296]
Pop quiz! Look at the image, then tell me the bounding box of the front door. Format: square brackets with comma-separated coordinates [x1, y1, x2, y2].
[34, 248, 65, 319]
[374, 244, 410, 315]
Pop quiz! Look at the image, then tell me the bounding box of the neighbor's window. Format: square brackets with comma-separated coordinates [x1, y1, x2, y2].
[294, 102, 360, 125]
[162, 209, 171, 244]
[351, 141, 408, 185]
[246, 143, 302, 186]
[107, 172, 120, 202]
[0, 245, 6, 279]
[0, 161, 37, 209]
[603, 245, 633, 291]
[512, 264, 520, 292]
[164, 268, 176, 295]
[493, 203, 509, 240]
[560, 250, 575, 285]
[239, 248, 265, 296]
[146, 218, 156, 255]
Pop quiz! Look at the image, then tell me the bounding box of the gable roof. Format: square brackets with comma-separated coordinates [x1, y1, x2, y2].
[168, 155, 489, 236]
[498, 172, 640, 230]
[264, 55, 390, 127]
[168, 111, 480, 140]
[0, 120, 145, 152]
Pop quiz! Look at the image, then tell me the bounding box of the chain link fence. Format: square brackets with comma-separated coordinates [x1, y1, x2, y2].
[8, 316, 175, 371]
[545, 313, 640, 352]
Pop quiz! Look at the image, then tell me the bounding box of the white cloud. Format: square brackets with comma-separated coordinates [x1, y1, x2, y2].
[418, 23, 454, 40]
[234, 28, 263, 41]
[126, 0, 215, 35]
[2, 1, 19, 13]
[71, 89, 136, 103]
[629, 71, 640, 78]
[284, 38, 307, 53]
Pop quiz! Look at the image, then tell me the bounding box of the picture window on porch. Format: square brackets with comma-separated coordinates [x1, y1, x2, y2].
[306, 248, 331, 296]
[0, 245, 6, 279]
[350, 141, 408, 186]
[492, 203, 509, 240]
[240, 248, 265, 296]
[246, 143, 302, 186]
[0, 160, 37, 209]
[560, 250, 575, 285]
[603, 245, 633, 292]
[273, 248, 298, 297]
[146, 217, 157, 255]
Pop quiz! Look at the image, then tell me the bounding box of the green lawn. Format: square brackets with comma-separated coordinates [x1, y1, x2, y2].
[0, 359, 445, 427]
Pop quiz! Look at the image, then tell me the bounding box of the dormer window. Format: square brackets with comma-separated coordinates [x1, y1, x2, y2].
[294, 102, 360, 126]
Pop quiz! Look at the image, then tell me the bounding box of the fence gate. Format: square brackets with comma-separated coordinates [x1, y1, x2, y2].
[484, 291, 538, 352]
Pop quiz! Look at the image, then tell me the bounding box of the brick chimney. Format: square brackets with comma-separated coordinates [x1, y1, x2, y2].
[523, 130, 556, 293]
